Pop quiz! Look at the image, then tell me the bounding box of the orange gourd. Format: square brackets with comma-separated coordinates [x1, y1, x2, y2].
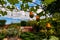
[36, 15, 40, 21]
[30, 11, 33, 15]
[29, 11, 34, 18]
[46, 23, 51, 29]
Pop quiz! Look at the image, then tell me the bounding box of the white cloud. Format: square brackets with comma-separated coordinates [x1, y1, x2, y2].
[0, 6, 44, 21]
[5, 10, 37, 21]
[1, 8, 6, 11]
[37, 9, 43, 13]
[40, 16, 46, 19]
[20, 11, 25, 15]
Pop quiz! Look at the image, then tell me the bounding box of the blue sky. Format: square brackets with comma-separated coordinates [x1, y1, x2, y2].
[15, 0, 41, 9]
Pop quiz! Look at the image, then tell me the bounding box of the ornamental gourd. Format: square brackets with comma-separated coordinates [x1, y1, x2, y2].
[36, 15, 40, 21]
[46, 23, 51, 29]
[29, 11, 34, 18]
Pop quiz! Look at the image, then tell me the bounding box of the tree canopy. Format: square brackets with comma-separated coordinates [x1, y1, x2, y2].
[0, 0, 59, 12]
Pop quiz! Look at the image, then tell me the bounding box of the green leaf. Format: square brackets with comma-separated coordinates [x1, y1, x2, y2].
[36, 6, 39, 9]
[30, 7, 36, 12]
[49, 36, 59, 40]
[8, 0, 19, 5]
[42, 0, 56, 6]
[0, 11, 7, 16]
[25, 3, 29, 9]
[20, 4, 24, 10]
[22, 0, 32, 3]
[6, 6, 15, 11]
[0, 0, 7, 5]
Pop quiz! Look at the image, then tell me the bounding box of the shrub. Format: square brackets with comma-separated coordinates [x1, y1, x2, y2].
[0, 20, 6, 27]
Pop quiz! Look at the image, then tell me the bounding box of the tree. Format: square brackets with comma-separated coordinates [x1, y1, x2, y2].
[21, 21, 27, 26]
[0, 11, 7, 16]
[8, 0, 19, 5]
[0, 20, 6, 27]
[0, 0, 7, 6]
[46, 0, 60, 13]
[26, 20, 37, 26]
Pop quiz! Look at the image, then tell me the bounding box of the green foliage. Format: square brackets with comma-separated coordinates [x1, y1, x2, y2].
[21, 3, 29, 11]
[33, 22, 40, 32]
[42, 0, 56, 6]
[0, 33, 6, 40]
[49, 36, 59, 40]
[22, 0, 32, 3]
[20, 0, 39, 12]
[7, 28, 18, 37]
[0, 26, 21, 38]
[0, 20, 6, 27]
[53, 13, 60, 20]
[26, 20, 37, 26]
[7, 0, 19, 5]
[4, 26, 21, 37]
[0, 11, 7, 16]
[10, 23, 21, 26]
[30, 7, 37, 12]
[21, 21, 27, 26]
[20, 32, 42, 40]
[54, 22, 60, 36]
[6, 6, 15, 11]
[46, 0, 60, 13]
[0, 0, 7, 5]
